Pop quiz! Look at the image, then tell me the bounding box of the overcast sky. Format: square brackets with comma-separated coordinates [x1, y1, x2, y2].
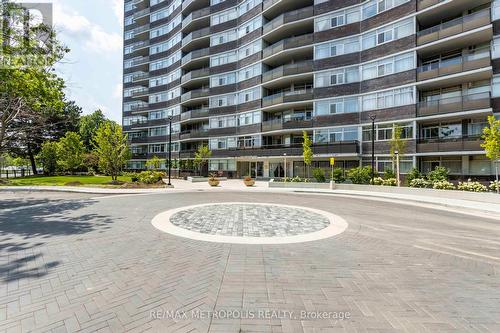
[32, 0, 124, 122]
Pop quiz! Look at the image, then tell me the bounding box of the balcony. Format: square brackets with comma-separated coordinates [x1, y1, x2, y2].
[182, 7, 210, 32]
[180, 129, 210, 140]
[263, 34, 313, 59]
[180, 108, 209, 121]
[181, 88, 210, 103]
[132, 72, 149, 83]
[132, 40, 149, 51]
[261, 118, 313, 131]
[130, 56, 150, 67]
[181, 67, 210, 84]
[416, 136, 483, 153]
[130, 103, 149, 112]
[182, 27, 210, 49]
[134, 8, 150, 19]
[417, 52, 490, 81]
[181, 48, 210, 67]
[263, 6, 313, 36]
[131, 87, 149, 98]
[262, 89, 313, 107]
[417, 0, 446, 11]
[129, 135, 149, 144]
[417, 9, 490, 46]
[211, 141, 359, 158]
[262, 61, 313, 83]
[417, 92, 491, 117]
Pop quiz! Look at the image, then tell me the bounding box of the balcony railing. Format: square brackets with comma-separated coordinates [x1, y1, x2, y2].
[181, 88, 210, 102]
[417, 9, 490, 46]
[211, 141, 359, 157]
[262, 61, 313, 83]
[417, 51, 490, 81]
[131, 88, 149, 97]
[132, 40, 149, 51]
[263, 34, 313, 58]
[131, 56, 150, 67]
[181, 67, 210, 83]
[180, 128, 210, 139]
[262, 88, 313, 107]
[130, 103, 149, 111]
[132, 72, 149, 82]
[261, 118, 313, 131]
[263, 6, 313, 35]
[180, 108, 209, 120]
[182, 27, 210, 47]
[181, 48, 210, 66]
[263, 0, 282, 11]
[417, 136, 483, 153]
[417, 0, 446, 11]
[417, 92, 491, 117]
[182, 7, 210, 29]
[134, 24, 150, 35]
[134, 8, 150, 19]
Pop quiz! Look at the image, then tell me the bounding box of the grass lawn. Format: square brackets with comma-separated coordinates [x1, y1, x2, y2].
[2, 175, 133, 187]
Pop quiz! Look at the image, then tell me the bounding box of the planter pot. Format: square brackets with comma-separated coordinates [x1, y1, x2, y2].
[244, 179, 255, 187]
[208, 179, 220, 187]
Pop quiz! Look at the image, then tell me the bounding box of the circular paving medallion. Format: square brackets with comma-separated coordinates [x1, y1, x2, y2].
[151, 202, 348, 244]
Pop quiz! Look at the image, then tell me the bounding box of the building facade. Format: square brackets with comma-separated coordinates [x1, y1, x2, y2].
[123, 0, 500, 179]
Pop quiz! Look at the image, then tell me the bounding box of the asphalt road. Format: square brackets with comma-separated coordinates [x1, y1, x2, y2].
[0, 190, 499, 332]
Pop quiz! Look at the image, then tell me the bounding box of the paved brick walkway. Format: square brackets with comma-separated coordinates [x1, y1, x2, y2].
[1, 191, 499, 332]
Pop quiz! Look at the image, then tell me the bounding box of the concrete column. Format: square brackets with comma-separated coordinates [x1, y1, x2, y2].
[462, 155, 469, 177]
[263, 160, 270, 178]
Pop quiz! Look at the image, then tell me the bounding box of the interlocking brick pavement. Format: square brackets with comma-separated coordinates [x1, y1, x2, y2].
[0, 191, 499, 332]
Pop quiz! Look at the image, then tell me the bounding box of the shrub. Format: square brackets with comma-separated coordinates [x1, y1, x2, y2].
[432, 180, 455, 190]
[137, 170, 164, 184]
[331, 167, 345, 183]
[409, 178, 431, 188]
[427, 166, 449, 183]
[490, 180, 500, 192]
[383, 168, 395, 179]
[312, 168, 326, 183]
[457, 179, 488, 192]
[244, 175, 252, 181]
[406, 167, 421, 183]
[382, 178, 397, 186]
[371, 177, 384, 185]
[347, 166, 372, 184]
[291, 176, 306, 183]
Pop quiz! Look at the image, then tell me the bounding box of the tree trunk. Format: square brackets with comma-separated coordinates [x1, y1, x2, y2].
[27, 143, 38, 175]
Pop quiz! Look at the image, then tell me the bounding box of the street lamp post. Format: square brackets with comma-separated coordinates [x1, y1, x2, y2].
[395, 150, 400, 187]
[167, 115, 173, 186]
[369, 114, 377, 184]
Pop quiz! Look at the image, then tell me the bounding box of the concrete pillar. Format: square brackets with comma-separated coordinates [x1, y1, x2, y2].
[263, 160, 270, 178]
[462, 155, 469, 177]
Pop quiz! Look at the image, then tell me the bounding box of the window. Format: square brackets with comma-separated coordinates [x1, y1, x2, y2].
[361, 52, 414, 80]
[238, 111, 261, 126]
[150, 15, 181, 38]
[314, 127, 359, 143]
[239, 0, 261, 15]
[238, 63, 262, 81]
[210, 72, 237, 87]
[210, 115, 236, 128]
[315, 8, 360, 31]
[210, 51, 237, 66]
[211, 9, 237, 25]
[238, 40, 262, 60]
[238, 16, 262, 37]
[210, 30, 237, 46]
[238, 88, 261, 104]
[149, 69, 181, 87]
[361, 18, 414, 50]
[210, 94, 237, 107]
[361, 87, 414, 111]
[315, 67, 359, 87]
[314, 37, 359, 60]
[315, 97, 359, 116]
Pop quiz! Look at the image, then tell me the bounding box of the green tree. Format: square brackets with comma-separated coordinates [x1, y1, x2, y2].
[481, 115, 500, 162]
[57, 132, 85, 173]
[389, 124, 407, 168]
[0, 3, 69, 173]
[146, 156, 163, 170]
[79, 110, 108, 151]
[193, 145, 212, 176]
[302, 131, 313, 179]
[39, 141, 59, 175]
[93, 122, 131, 181]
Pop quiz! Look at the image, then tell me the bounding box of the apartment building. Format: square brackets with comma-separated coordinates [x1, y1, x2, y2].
[123, 0, 500, 179]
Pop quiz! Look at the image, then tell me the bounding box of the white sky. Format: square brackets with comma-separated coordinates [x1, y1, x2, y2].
[30, 0, 125, 122]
